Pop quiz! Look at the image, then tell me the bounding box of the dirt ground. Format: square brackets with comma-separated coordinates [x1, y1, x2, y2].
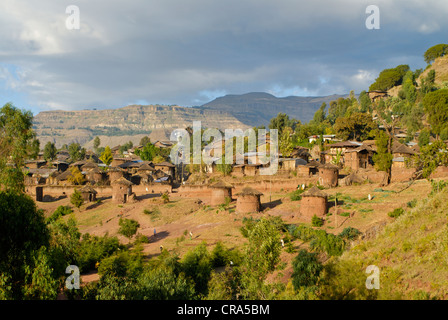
[36, 177, 434, 285]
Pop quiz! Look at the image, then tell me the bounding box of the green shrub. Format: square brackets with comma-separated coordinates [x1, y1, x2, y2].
[289, 189, 304, 201]
[291, 249, 323, 290]
[118, 218, 140, 239]
[47, 205, 73, 224]
[388, 207, 405, 218]
[77, 233, 123, 273]
[338, 227, 361, 240]
[407, 199, 418, 208]
[311, 215, 324, 227]
[161, 192, 170, 203]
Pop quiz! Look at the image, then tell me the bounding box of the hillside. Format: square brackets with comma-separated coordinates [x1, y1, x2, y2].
[199, 92, 350, 127]
[33, 104, 249, 148]
[327, 183, 448, 299]
[418, 55, 448, 87]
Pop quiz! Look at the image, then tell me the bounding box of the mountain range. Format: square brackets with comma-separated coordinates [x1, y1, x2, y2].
[33, 92, 349, 149]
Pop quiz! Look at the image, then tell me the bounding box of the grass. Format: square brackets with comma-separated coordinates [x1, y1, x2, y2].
[337, 187, 448, 299]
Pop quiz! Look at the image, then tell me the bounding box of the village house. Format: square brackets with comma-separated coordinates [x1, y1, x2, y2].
[318, 163, 339, 188]
[300, 186, 328, 220]
[209, 181, 234, 206]
[235, 187, 263, 214]
[111, 177, 133, 203]
[153, 161, 176, 177]
[343, 145, 376, 171]
[78, 185, 98, 202]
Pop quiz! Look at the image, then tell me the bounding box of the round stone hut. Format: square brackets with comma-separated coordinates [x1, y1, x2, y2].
[300, 186, 328, 220]
[78, 185, 98, 202]
[235, 187, 263, 214]
[111, 177, 133, 203]
[209, 181, 234, 206]
[318, 163, 339, 188]
[108, 167, 126, 184]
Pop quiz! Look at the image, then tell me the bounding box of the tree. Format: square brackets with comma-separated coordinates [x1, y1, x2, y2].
[245, 218, 282, 279]
[139, 136, 151, 146]
[93, 136, 101, 152]
[43, 141, 57, 162]
[70, 189, 84, 210]
[181, 242, 212, 296]
[100, 146, 113, 165]
[413, 139, 448, 179]
[372, 130, 393, 185]
[418, 128, 431, 147]
[423, 89, 448, 137]
[0, 192, 50, 299]
[423, 43, 448, 65]
[68, 143, 86, 162]
[269, 113, 297, 135]
[118, 218, 140, 240]
[136, 143, 157, 161]
[334, 112, 376, 141]
[369, 65, 410, 91]
[0, 103, 37, 193]
[291, 249, 323, 290]
[216, 156, 233, 176]
[279, 126, 294, 157]
[119, 141, 133, 155]
[312, 103, 327, 124]
[67, 166, 86, 185]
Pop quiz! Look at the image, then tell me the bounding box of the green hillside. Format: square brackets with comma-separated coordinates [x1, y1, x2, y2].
[321, 184, 448, 300]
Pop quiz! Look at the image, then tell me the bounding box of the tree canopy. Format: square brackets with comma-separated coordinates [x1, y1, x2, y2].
[423, 43, 448, 65]
[369, 65, 410, 92]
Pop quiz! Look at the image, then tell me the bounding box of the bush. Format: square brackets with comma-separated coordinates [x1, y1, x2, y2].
[291, 249, 323, 290]
[161, 192, 170, 203]
[47, 205, 73, 224]
[311, 215, 324, 227]
[77, 233, 123, 273]
[118, 218, 140, 239]
[407, 199, 418, 208]
[388, 208, 405, 218]
[289, 189, 304, 201]
[338, 227, 361, 240]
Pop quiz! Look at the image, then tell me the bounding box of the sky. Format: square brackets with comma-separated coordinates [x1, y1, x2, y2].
[0, 0, 447, 115]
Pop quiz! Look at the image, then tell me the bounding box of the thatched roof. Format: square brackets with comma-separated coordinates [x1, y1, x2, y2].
[302, 186, 328, 198]
[153, 161, 175, 168]
[55, 169, 73, 181]
[209, 181, 234, 189]
[392, 142, 415, 155]
[328, 141, 361, 148]
[81, 162, 98, 170]
[111, 177, 133, 186]
[236, 186, 263, 196]
[138, 163, 155, 171]
[345, 144, 375, 153]
[305, 160, 322, 168]
[78, 185, 98, 194]
[320, 163, 339, 170]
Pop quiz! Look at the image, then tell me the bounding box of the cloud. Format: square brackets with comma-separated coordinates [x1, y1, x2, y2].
[0, 0, 447, 114]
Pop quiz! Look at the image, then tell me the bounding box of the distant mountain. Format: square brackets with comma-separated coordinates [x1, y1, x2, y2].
[33, 104, 249, 149]
[33, 92, 351, 149]
[199, 92, 351, 127]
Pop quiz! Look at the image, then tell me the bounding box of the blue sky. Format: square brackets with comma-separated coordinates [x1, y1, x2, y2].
[0, 0, 447, 116]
